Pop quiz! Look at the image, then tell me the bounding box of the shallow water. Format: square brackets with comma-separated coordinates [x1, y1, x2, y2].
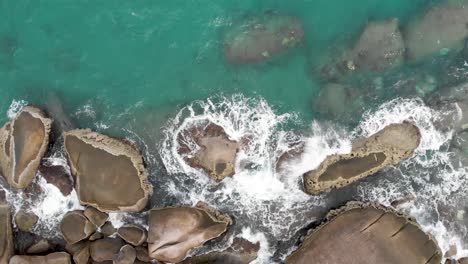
[1, 0, 468, 263]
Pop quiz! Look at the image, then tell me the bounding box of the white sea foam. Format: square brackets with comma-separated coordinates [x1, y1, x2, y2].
[6, 99, 27, 119]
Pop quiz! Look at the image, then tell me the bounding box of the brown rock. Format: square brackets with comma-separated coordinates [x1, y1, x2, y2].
[117, 225, 147, 246]
[84, 207, 108, 228]
[38, 164, 73, 196]
[9, 252, 71, 264]
[89, 238, 125, 262]
[0, 204, 13, 264]
[147, 203, 232, 263]
[100, 222, 116, 237]
[286, 202, 442, 264]
[72, 243, 90, 264]
[313, 83, 363, 120]
[178, 122, 239, 182]
[303, 122, 421, 194]
[459, 257, 468, 264]
[60, 211, 96, 244]
[405, 1, 468, 61]
[14, 210, 38, 232]
[112, 245, 136, 264]
[64, 129, 152, 212]
[89, 232, 103, 241]
[224, 13, 304, 64]
[181, 237, 259, 264]
[0, 106, 52, 189]
[135, 247, 152, 262]
[26, 239, 51, 254]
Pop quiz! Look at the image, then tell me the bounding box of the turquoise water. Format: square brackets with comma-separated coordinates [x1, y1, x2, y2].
[0, 0, 440, 125]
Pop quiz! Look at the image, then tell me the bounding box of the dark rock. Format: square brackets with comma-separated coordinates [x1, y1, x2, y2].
[38, 165, 73, 196]
[112, 245, 136, 264]
[135, 247, 152, 262]
[26, 239, 51, 254]
[89, 232, 103, 241]
[89, 238, 125, 262]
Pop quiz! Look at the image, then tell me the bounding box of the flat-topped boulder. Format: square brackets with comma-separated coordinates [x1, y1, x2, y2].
[303, 122, 420, 194]
[64, 129, 152, 212]
[405, 1, 468, 61]
[60, 211, 96, 245]
[147, 202, 232, 263]
[9, 252, 71, 264]
[0, 106, 52, 189]
[178, 122, 239, 182]
[286, 202, 442, 264]
[0, 204, 13, 264]
[224, 13, 304, 64]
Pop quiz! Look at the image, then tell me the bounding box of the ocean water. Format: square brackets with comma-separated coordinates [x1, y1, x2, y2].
[1, 0, 468, 263]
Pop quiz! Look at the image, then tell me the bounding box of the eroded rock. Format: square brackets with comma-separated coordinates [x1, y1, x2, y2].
[64, 129, 152, 212]
[303, 122, 420, 193]
[117, 225, 147, 246]
[0, 204, 13, 264]
[224, 13, 304, 64]
[286, 202, 442, 264]
[0, 106, 52, 189]
[178, 122, 239, 182]
[9, 252, 71, 264]
[147, 202, 232, 263]
[405, 1, 468, 61]
[60, 211, 96, 245]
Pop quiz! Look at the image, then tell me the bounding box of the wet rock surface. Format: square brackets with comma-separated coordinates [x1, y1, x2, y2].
[147, 202, 232, 263]
[224, 13, 304, 64]
[404, 1, 468, 61]
[303, 122, 421, 194]
[38, 164, 73, 196]
[64, 129, 152, 212]
[286, 202, 442, 264]
[0, 106, 52, 189]
[178, 122, 239, 182]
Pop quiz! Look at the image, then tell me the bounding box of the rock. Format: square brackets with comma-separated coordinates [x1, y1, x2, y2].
[459, 257, 468, 264]
[100, 222, 116, 237]
[147, 202, 232, 263]
[405, 1, 468, 61]
[9, 252, 71, 264]
[26, 239, 51, 254]
[224, 13, 304, 64]
[181, 237, 260, 264]
[112, 245, 136, 264]
[72, 243, 90, 264]
[64, 129, 152, 212]
[0, 106, 52, 189]
[178, 122, 239, 182]
[60, 211, 96, 244]
[347, 18, 404, 71]
[303, 122, 420, 194]
[0, 204, 13, 264]
[89, 232, 103, 241]
[135, 247, 152, 262]
[90, 238, 125, 262]
[117, 225, 147, 246]
[84, 207, 108, 228]
[313, 83, 363, 120]
[286, 202, 442, 264]
[14, 210, 38, 232]
[38, 164, 73, 196]
[390, 194, 416, 208]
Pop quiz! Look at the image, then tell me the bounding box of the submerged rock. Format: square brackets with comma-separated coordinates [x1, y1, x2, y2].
[14, 210, 38, 232]
[38, 164, 73, 196]
[224, 13, 304, 64]
[60, 211, 96, 245]
[286, 202, 442, 264]
[9, 252, 71, 264]
[313, 83, 363, 121]
[0, 106, 52, 189]
[405, 1, 468, 61]
[178, 122, 239, 182]
[147, 202, 232, 263]
[347, 18, 405, 71]
[0, 204, 13, 264]
[181, 237, 260, 264]
[117, 225, 147, 246]
[64, 129, 152, 212]
[303, 122, 420, 194]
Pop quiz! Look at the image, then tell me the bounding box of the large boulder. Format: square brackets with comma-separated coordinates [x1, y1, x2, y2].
[60, 211, 96, 245]
[89, 238, 125, 262]
[38, 164, 73, 196]
[147, 202, 232, 263]
[286, 202, 442, 264]
[9, 252, 71, 264]
[303, 122, 420, 194]
[0, 106, 52, 189]
[0, 204, 13, 264]
[117, 225, 147, 246]
[405, 1, 468, 61]
[224, 13, 304, 64]
[63, 129, 152, 212]
[178, 122, 239, 182]
[14, 210, 38, 232]
[347, 18, 405, 71]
